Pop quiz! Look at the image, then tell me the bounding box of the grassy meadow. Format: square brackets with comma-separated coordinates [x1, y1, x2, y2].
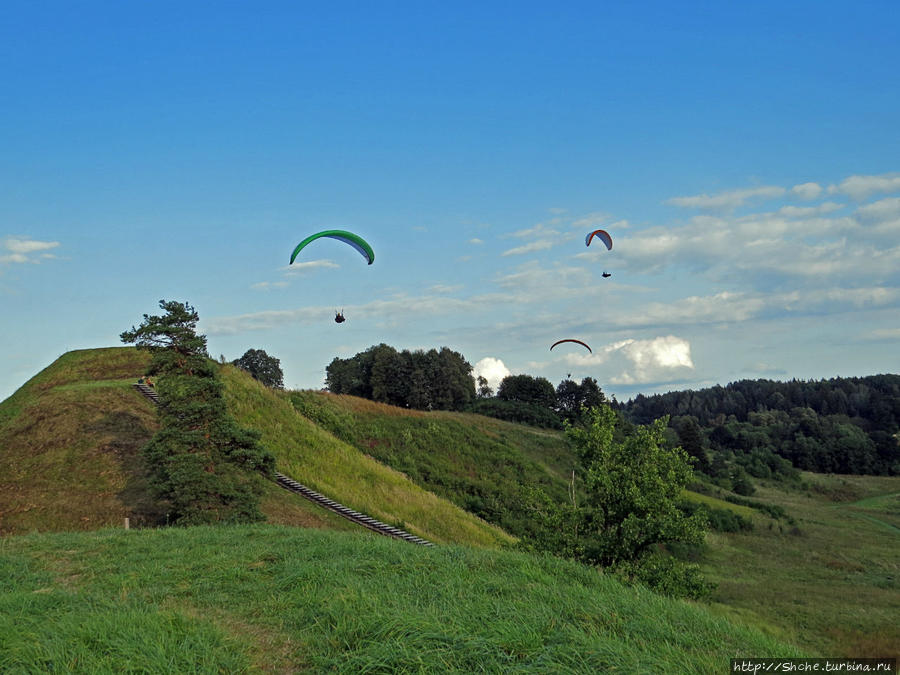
[0, 524, 804, 673]
[698, 473, 900, 659]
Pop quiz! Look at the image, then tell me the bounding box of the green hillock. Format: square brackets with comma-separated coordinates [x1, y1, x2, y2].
[0, 348, 509, 547]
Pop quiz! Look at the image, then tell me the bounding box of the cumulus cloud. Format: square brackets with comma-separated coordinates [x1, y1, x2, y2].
[828, 173, 900, 200]
[790, 182, 823, 200]
[605, 336, 695, 385]
[472, 357, 511, 391]
[667, 186, 786, 210]
[1, 237, 60, 264]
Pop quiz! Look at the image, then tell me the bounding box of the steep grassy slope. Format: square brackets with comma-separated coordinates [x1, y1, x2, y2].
[289, 390, 577, 538]
[0, 347, 361, 536]
[219, 366, 513, 548]
[0, 525, 804, 673]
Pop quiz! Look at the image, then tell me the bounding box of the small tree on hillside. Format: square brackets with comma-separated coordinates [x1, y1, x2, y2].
[233, 348, 284, 389]
[121, 300, 275, 525]
[523, 404, 710, 598]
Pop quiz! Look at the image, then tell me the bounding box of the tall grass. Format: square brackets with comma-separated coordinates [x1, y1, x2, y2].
[0, 525, 804, 673]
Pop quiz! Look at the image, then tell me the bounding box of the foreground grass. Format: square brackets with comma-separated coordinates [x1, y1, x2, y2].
[0, 525, 803, 673]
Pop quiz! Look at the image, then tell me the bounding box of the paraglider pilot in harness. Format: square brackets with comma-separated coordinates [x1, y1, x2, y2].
[334, 309, 346, 323]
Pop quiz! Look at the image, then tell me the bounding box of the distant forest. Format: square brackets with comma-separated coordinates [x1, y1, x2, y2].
[324, 344, 900, 479]
[617, 375, 900, 477]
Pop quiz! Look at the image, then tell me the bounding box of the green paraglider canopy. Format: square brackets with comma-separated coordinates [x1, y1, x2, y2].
[290, 230, 375, 265]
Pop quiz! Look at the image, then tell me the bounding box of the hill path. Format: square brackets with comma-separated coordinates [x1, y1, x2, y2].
[132, 383, 434, 546]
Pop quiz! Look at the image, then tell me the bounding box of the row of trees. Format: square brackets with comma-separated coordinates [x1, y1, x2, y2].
[624, 375, 900, 431]
[325, 344, 476, 411]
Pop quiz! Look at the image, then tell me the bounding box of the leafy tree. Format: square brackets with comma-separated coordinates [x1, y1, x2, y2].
[497, 374, 557, 409]
[556, 376, 607, 424]
[232, 348, 284, 389]
[523, 404, 710, 598]
[476, 375, 493, 398]
[121, 300, 275, 525]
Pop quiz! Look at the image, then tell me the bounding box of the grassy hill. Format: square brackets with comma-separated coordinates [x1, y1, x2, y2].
[0, 348, 509, 548]
[0, 524, 803, 673]
[3, 347, 898, 661]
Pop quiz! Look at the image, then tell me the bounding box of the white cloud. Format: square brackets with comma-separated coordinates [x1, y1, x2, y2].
[571, 212, 608, 229]
[251, 281, 289, 291]
[204, 291, 509, 335]
[856, 197, 900, 221]
[667, 186, 786, 210]
[281, 259, 340, 275]
[501, 240, 554, 256]
[428, 284, 463, 294]
[507, 223, 561, 239]
[468, 238, 484, 245]
[790, 182, 824, 200]
[777, 202, 843, 217]
[1, 237, 60, 264]
[828, 173, 900, 200]
[473, 357, 511, 391]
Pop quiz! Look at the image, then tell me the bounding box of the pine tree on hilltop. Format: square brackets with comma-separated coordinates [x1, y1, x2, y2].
[121, 300, 275, 525]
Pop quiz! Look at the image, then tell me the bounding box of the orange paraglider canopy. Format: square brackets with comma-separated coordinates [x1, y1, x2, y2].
[585, 229, 612, 250]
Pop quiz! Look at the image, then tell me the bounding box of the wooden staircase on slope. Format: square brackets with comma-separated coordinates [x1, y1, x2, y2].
[132, 383, 434, 546]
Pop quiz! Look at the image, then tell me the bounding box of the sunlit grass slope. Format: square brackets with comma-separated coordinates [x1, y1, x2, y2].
[220, 365, 513, 548]
[289, 390, 577, 537]
[0, 524, 804, 673]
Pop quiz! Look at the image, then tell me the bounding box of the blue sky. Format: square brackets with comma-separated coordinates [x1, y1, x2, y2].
[2, 1, 899, 402]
